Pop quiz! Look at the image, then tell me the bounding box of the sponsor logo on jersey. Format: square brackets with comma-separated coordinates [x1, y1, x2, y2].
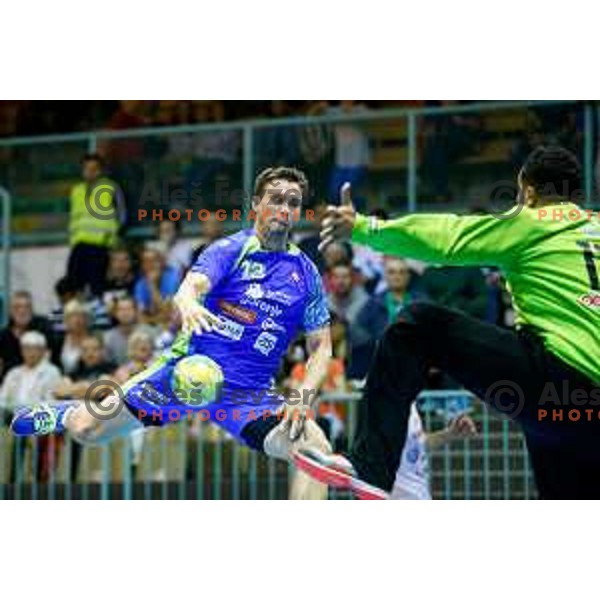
[240, 297, 283, 319]
[579, 293, 600, 308]
[240, 260, 267, 281]
[261, 317, 286, 333]
[264, 290, 294, 306]
[240, 287, 283, 318]
[253, 331, 278, 356]
[218, 300, 257, 324]
[244, 283, 264, 300]
[214, 316, 245, 340]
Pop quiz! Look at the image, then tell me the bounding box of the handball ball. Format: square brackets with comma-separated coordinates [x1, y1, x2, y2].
[172, 355, 224, 407]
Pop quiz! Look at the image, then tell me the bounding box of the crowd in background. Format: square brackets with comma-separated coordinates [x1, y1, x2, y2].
[2, 99, 565, 486]
[0, 187, 513, 481]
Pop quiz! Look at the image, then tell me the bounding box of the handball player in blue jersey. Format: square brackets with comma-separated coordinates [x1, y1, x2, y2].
[12, 167, 334, 495]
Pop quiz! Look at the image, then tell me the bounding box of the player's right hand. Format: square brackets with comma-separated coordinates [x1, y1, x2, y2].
[319, 182, 357, 252]
[177, 298, 223, 336]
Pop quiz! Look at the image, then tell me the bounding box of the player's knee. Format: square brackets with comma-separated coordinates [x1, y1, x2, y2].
[66, 402, 108, 445]
[66, 405, 96, 437]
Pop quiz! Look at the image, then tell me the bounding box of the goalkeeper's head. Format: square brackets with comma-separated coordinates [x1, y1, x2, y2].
[519, 145, 583, 207]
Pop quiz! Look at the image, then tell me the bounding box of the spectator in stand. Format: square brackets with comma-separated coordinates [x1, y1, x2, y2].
[157, 220, 193, 277]
[0, 331, 62, 483]
[58, 300, 92, 376]
[134, 245, 180, 324]
[297, 203, 328, 274]
[113, 328, 156, 384]
[66, 153, 123, 297]
[188, 213, 226, 269]
[313, 101, 371, 209]
[113, 328, 156, 479]
[103, 246, 137, 310]
[418, 264, 488, 320]
[255, 101, 301, 170]
[103, 297, 140, 366]
[352, 208, 387, 293]
[322, 242, 353, 293]
[420, 100, 483, 202]
[355, 257, 426, 357]
[48, 276, 112, 338]
[182, 101, 241, 205]
[101, 100, 148, 227]
[55, 335, 116, 400]
[0, 291, 54, 382]
[153, 300, 179, 355]
[53, 334, 116, 482]
[326, 263, 371, 379]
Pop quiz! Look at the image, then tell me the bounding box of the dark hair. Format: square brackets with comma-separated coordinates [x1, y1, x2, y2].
[521, 145, 583, 201]
[81, 153, 105, 167]
[253, 166, 309, 200]
[55, 276, 79, 297]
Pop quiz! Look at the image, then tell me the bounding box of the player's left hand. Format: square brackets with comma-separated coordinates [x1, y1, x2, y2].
[319, 182, 356, 252]
[447, 414, 477, 439]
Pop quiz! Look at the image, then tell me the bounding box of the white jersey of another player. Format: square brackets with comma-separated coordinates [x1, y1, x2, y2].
[391, 403, 431, 500]
[391, 405, 477, 500]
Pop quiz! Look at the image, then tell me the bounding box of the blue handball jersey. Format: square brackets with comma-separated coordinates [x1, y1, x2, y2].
[181, 229, 330, 391]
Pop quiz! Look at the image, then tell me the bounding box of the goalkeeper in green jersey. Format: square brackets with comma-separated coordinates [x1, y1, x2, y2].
[294, 145, 600, 500]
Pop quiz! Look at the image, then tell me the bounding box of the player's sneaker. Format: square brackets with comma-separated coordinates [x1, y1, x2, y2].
[293, 448, 388, 500]
[11, 402, 76, 437]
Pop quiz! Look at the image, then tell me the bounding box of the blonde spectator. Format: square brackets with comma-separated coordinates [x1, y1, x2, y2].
[59, 300, 92, 376]
[114, 329, 156, 384]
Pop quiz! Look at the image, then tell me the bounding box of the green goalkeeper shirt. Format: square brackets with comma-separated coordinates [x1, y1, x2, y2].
[352, 204, 600, 384]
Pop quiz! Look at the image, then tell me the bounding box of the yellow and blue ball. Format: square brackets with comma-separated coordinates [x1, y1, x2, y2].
[172, 355, 224, 408]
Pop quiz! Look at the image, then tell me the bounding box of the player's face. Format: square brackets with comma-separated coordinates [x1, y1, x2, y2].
[255, 179, 303, 234]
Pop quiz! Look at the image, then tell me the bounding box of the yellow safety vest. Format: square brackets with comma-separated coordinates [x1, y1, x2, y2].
[69, 177, 120, 248]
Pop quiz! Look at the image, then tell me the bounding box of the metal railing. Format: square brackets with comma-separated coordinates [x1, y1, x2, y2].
[0, 100, 594, 248]
[0, 392, 535, 500]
